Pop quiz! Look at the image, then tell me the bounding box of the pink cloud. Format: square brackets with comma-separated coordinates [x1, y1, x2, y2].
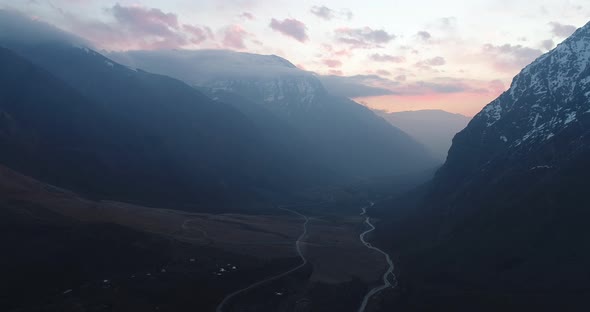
[61, 4, 216, 50]
[323, 74, 503, 100]
[110, 4, 179, 34]
[487, 79, 506, 95]
[222, 25, 248, 49]
[353, 77, 508, 116]
[322, 44, 353, 57]
[370, 53, 405, 63]
[359, 93, 493, 117]
[415, 56, 446, 70]
[393, 79, 487, 96]
[183, 24, 213, 44]
[269, 18, 308, 42]
[323, 59, 342, 68]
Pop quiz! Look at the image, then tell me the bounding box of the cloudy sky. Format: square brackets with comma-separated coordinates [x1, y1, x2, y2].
[4, 0, 590, 115]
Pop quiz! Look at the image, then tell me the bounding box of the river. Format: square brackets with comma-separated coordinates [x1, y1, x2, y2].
[357, 203, 397, 312]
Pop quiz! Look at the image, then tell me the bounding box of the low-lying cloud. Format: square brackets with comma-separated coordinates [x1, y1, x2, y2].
[482, 43, 543, 72]
[322, 59, 342, 68]
[319, 73, 504, 99]
[310, 6, 353, 21]
[416, 31, 431, 41]
[336, 27, 395, 48]
[270, 18, 308, 42]
[370, 53, 406, 63]
[0, 9, 88, 46]
[222, 25, 249, 49]
[183, 24, 214, 45]
[310, 6, 334, 20]
[549, 22, 577, 38]
[61, 4, 215, 50]
[415, 56, 446, 70]
[319, 75, 397, 98]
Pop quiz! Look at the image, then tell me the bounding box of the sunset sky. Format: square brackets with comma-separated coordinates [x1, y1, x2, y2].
[4, 0, 590, 116]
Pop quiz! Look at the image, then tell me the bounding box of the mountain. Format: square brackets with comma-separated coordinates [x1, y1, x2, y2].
[108, 50, 437, 179]
[375, 22, 590, 311]
[376, 109, 471, 161]
[0, 13, 323, 212]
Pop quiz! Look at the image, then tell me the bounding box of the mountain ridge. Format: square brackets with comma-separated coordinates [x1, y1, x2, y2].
[0, 40, 313, 212]
[109, 49, 438, 178]
[375, 20, 590, 312]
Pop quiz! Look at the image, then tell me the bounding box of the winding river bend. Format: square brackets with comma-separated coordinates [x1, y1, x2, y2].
[358, 203, 397, 312]
[216, 207, 309, 312]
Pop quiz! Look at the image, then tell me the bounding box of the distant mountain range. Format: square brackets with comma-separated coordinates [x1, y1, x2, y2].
[108, 49, 437, 178]
[0, 11, 321, 211]
[0, 11, 436, 213]
[376, 109, 471, 162]
[0, 44, 301, 211]
[376, 21, 590, 311]
[2, 7, 590, 312]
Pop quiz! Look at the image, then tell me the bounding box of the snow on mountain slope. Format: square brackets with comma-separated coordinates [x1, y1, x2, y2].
[108, 50, 325, 112]
[376, 23, 590, 310]
[477, 21, 590, 149]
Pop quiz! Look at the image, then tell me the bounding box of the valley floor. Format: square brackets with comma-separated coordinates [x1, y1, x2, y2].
[1, 165, 397, 312]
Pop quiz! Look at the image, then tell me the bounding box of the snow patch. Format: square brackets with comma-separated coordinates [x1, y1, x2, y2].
[532, 113, 540, 127]
[564, 112, 577, 124]
[483, 102, 503, 126]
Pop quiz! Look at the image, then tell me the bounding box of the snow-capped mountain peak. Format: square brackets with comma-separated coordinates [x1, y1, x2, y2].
[477, 21, 590, 148]
[108, 49, 327, 112]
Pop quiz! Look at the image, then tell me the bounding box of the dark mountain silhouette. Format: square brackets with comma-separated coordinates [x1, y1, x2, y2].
[375, 21, 590, 311]
[0, 43, 317, 211]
